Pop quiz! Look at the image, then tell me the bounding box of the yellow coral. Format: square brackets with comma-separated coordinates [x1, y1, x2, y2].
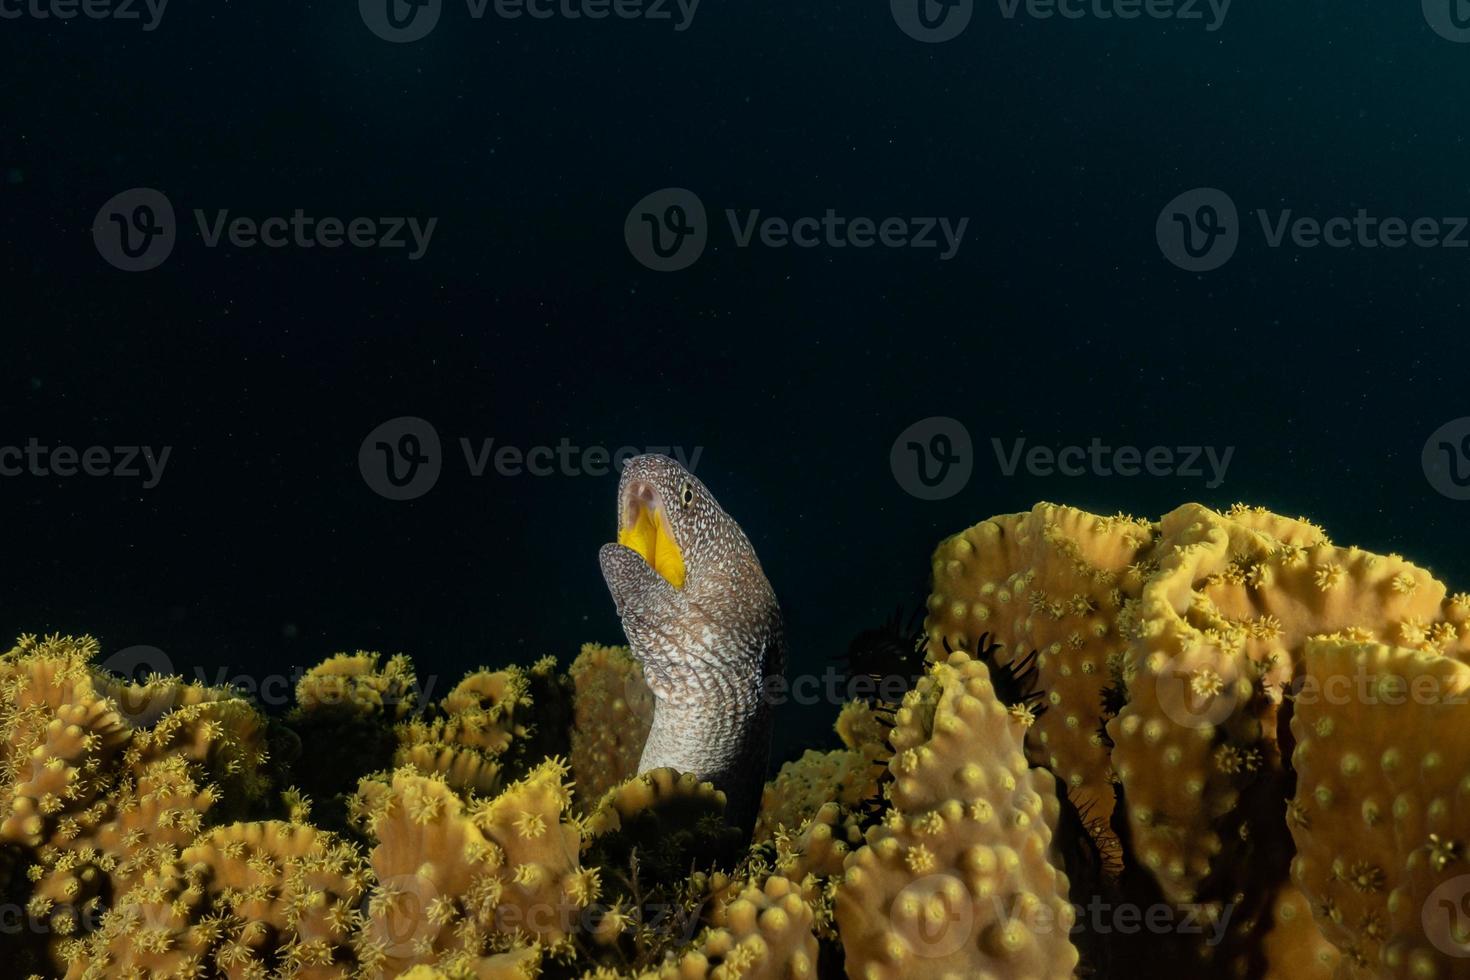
[753, 749, 880, 846]
[833, 700, 891, 764]
[1112, 503, 1467, 905]
[12, 503, 1470, 980]
[924, 504, 1159, 841]
[584, 767, 745, 890]
[1261, 884, 1342, 979]
[835, 650, 1078, 979]
[64, 821, 368, 979]
[646, 875, 817, 979]
[471, 758, 588, 948]
[352, 759, 588, 976]
[1289, 637, 1470, 977]
[351, 769, 502, 976]
[569, 644, 654, 808]
[294, 651, 420, 721]
[393, 950, 540, 980]
[927, 501, 1470, 916]
[394, 662, 568, 796]
[1, 633, 272, 966]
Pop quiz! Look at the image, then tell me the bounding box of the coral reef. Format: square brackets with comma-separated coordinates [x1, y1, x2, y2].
[1288, 636, 1470, 976]
[4, 500, 1468, 979]
[63, 820, 369, 978]
[568, 644, 654, 808]
[835, 649, 1080, 979]
[925, 501, 1470, 977]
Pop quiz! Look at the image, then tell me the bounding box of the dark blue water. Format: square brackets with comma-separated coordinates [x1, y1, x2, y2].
[3, 0, 1468, 764]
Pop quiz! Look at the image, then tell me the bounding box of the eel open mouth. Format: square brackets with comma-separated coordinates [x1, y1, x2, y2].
[617, 480, 687, 590]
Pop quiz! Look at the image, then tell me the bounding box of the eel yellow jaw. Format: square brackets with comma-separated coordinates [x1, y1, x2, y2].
[618, 483, 687, 590]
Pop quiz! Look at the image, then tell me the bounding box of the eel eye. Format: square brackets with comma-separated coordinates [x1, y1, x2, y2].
[680, 482, 694, 508]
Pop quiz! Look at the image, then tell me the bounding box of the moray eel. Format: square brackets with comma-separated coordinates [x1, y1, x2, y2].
[598, 454, 784, 833]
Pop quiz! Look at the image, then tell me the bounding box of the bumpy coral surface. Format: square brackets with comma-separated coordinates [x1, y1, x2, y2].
[655, 875, 818, 979]
[924, 503, 1157, 843]
[1289, 636, 1470, 977]
[1113, 504, 1467, 910]
[296, 652, 420, 722]
[753, 749, 881, 847]
[349, 761, 588, 975]
[5, 499, 1468, 980]
[836, 649, 1080, 979]
[925, 501, 1470, 978]
[65, 820, 369, 979]
[1260, 883, 1341, 979]
[569, 644, 654, 807]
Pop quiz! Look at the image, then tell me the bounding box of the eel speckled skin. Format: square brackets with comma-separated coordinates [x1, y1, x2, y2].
[598, 454, 784, 833]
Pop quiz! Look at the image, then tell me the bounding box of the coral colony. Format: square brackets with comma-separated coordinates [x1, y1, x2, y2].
[3, 502, 1468, 978]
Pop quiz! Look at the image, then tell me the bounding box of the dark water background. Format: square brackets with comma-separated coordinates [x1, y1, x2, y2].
[3, 0, 1468, 766]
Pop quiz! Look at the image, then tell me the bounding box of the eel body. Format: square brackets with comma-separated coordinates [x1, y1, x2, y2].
[598, 454, 784, 832]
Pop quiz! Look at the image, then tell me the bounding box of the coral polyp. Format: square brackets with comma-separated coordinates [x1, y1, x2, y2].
[3, 501, 1467, 978]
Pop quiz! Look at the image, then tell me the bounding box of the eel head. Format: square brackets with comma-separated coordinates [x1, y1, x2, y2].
[598, 454, 772, 693]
